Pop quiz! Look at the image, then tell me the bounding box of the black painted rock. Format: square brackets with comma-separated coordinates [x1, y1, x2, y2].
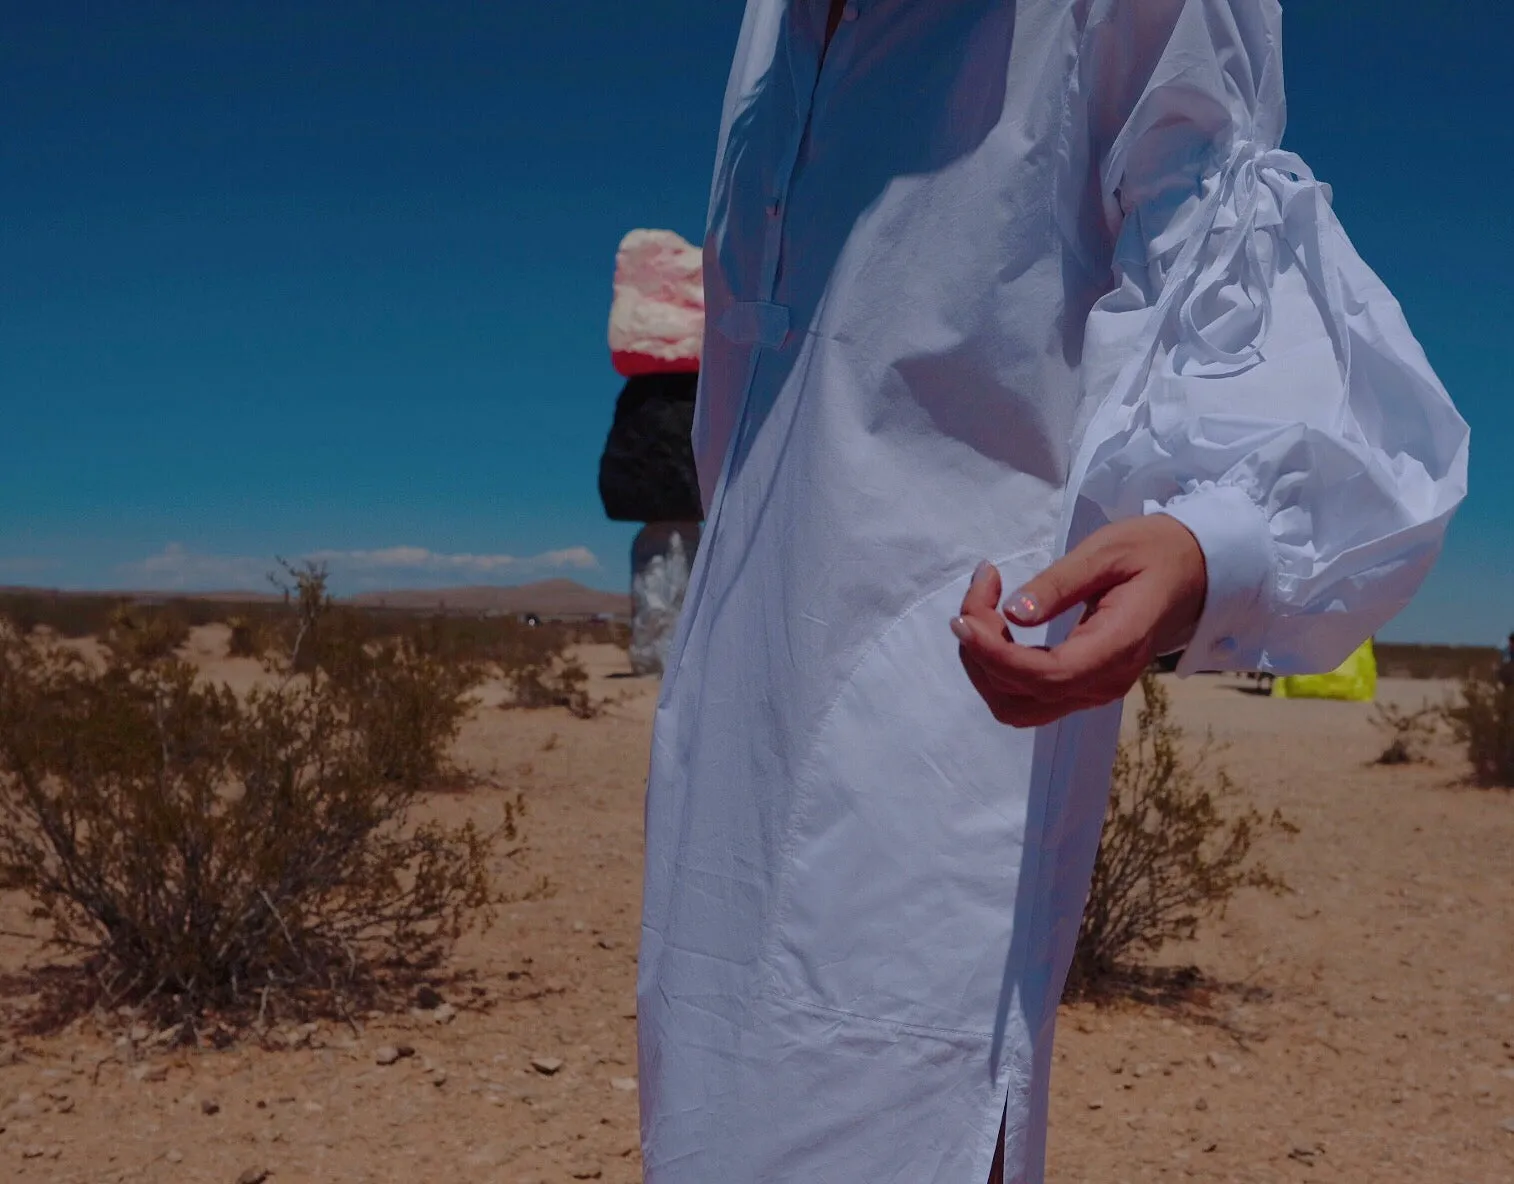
[598, 372, 703, 523]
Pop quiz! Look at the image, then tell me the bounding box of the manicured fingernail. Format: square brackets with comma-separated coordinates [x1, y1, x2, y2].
[1004, 589, 1040, 624]
[972, 560, 993, 584]
[950, 616, 973, 643]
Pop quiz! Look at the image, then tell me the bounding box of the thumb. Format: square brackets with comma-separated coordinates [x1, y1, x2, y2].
[1004, 539, 1124, 626]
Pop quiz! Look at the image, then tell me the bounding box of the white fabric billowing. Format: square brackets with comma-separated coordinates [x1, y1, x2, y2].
[639, 3, 1468, 1183]
[1066, 0, 1468, 676]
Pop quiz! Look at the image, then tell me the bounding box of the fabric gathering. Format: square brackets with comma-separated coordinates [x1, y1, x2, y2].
[637, 1, 1469, 1182]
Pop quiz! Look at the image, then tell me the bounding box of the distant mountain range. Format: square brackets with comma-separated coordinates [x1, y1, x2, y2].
[348, 578, 629, 617]
[0, 579, 630, 619]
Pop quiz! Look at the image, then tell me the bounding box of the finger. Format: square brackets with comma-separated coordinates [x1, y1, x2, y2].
[1003, 536, 1128, 626]
[960, 560, 1004, 620]
[951, 613, 1071, 694]
[958, 662, 1101, 728]
[955, 583, 1153, 699]
[1034, 584, 1159, 687]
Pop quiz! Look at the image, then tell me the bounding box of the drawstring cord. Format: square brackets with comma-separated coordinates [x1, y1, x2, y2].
[1059, 131, 1348, 550]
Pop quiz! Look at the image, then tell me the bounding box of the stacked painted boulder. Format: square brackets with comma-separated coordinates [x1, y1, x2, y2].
[599, 230, 704, 676]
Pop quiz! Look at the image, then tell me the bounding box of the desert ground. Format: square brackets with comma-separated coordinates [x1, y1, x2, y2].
[1, 629, 1511, 1183]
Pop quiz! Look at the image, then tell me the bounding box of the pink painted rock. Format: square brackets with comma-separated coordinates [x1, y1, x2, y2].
[608, 229, 704, 377]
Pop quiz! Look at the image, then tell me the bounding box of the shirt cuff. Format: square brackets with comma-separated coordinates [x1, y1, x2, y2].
[1146, 484, 1275, 676]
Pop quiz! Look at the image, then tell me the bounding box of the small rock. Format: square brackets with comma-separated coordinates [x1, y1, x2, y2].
[131, 1062, 169, 1083]
[375, 1046, 402, 1066]
[1500, 1116, 1514, 1135]
[166, 1149, 184, 1164]
[415, 985, 445, 1010]
[531, 1056, 565, 1076]
[396, 1044, 416, 1059]
[1086, 1100, 1103, 1111]
[432, 1002, 457, 1025]
[22, 1145, 45, 1159]
[129, 1024, 151, 1044]
[431, 1069, 449, 1087]
[236, 1169, 271, 1184]
[570, 1169, 602, 1180]
[610, 1077, 637, 1092]
[1194, 1096, 1209, 1111]
[597, 938, 619, 950]
[202, 1098, 222, 1116]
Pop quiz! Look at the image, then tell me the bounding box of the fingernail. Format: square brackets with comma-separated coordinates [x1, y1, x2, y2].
[971, 560, 993, 584]
[950, 616, 973, 643]
[1004, 589, 1041, 624]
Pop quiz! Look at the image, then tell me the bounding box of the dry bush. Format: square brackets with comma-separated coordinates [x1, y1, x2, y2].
[505, 651, 595, 719]
[1444, 672, 1514, 787]
[477, 621, 599, 719]
[1371, 702, 1440, 766]
[0, 591, 126, 639]
[1068, 673, 1293, 996]
[1374, 642, 1501, 681]
[102, 603, 190, 664]
[225, 615, 267, 659]
[0, 566, 502, 1031]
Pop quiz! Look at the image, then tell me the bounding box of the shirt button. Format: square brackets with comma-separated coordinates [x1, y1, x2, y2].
[841, 3, 858, 20]
[765, 200, 780, 218]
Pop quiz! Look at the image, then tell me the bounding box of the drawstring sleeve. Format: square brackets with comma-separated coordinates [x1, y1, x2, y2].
[1062, 0, 1468, 675]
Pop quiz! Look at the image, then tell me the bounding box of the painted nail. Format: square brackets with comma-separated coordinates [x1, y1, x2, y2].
[950, 616, 973, 643]
[972, 560, 993, 584]
[1004, 590, 1041, 624]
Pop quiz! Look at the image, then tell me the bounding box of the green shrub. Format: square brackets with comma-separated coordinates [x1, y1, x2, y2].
[0, 567, 500, 1031]
[1444, 673, 1514, 787]
[1068, 673, 1292, 996]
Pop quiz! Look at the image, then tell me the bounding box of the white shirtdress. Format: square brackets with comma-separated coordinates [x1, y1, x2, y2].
[637, 2, 1470, 1181]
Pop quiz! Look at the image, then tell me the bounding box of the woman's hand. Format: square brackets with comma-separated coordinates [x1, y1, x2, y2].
[951, 515, 1208, 727]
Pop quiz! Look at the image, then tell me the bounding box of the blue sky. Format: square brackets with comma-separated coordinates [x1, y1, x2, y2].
[1, 1, 1508, 643]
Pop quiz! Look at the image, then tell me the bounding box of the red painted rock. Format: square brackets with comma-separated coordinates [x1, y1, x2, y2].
[608, 229, 704, 377]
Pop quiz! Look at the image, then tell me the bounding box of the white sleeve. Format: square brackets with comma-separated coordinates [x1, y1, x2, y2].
[1064, 0, 1469, 676]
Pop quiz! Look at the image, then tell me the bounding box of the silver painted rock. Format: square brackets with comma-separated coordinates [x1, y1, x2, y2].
[630, 523, 701, 676]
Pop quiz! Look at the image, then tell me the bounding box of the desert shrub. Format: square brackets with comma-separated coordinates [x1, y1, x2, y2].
[1371, 702, 1440, 766]
[1444, 673, 1514, 787]
[504, 651, 596, 719]
[1375, 643, 1501, 682]
[493, 622, 596, 719]
[0, 591, 128, 639]
[102, 603, 190, 664]
[1068, 673, 1293, 995]
[225, 615, 266, 658]
[0, 568, 500, 1030]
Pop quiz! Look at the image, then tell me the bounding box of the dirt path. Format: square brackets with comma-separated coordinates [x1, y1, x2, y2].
[0, 639, 1510, 1182]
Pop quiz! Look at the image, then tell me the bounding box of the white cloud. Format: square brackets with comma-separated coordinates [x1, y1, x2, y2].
[117, 543, 600, 592]
[118, 544, 275, 591]
[304, 545, 599, 574]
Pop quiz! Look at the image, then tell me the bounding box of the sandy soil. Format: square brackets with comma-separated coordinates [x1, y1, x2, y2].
[0, 630, 1511, 1182]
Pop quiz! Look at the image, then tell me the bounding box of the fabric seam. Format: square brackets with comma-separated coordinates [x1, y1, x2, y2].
[754, 543, 1051, 1025]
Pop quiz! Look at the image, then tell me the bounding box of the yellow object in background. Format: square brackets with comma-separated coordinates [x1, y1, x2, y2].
[1272, 639, 1378, 702]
